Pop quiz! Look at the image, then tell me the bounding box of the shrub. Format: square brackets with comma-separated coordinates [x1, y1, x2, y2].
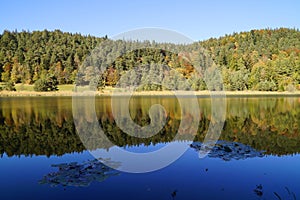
[2, 81, 16, 91]
[34, 75, 58, 92]
[34, 78, 49, 91]
[256, 80, 277, 91]
[286, 84, 296, 92]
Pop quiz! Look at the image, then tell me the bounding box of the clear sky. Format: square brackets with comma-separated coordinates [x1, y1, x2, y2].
[1, 0, 299, 41]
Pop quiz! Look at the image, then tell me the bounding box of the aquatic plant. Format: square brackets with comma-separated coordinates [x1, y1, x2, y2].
[39, 159, 120, 187]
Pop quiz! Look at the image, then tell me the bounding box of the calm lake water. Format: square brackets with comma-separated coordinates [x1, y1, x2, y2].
[0, 96, 300, 200]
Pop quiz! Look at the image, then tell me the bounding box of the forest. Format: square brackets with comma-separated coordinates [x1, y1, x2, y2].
[0, 28, 299, 91]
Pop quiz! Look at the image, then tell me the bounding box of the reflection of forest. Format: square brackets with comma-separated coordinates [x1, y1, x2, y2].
[0, 97, 299, 157]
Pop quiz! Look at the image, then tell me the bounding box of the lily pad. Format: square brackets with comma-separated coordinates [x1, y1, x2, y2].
[190, 140, 265, 161]
[39, 159, 120, 187]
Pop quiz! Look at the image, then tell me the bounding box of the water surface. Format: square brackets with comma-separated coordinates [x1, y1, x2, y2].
[0, 97, 299, 200]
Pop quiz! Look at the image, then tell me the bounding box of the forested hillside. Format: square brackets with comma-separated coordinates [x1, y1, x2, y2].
[199, 28, 300, 91]
[0, 30, 105, 89]
[0, 28, 299, 91]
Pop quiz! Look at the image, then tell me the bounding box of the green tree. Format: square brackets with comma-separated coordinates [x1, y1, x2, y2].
[34, 74, 58, 91]
[2, 81, 16, 91]
[1, 62, 11, 82]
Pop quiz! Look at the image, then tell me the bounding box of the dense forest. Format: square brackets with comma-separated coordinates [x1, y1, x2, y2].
[0, 28, 299, 91]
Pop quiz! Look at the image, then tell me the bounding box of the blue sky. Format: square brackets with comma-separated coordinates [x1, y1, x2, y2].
[1, 0, 299, 41]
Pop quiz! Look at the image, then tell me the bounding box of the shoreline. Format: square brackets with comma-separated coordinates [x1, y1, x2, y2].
[1, 90, 300, 97]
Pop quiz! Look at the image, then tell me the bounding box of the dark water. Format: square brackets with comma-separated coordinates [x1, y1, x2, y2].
[0, 96, 300, 200]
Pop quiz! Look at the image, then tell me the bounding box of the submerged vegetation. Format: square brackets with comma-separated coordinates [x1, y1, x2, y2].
[0, 28, 299, 92]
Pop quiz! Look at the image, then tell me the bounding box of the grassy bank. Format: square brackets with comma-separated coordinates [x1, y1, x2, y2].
[1, 84, 300, 97]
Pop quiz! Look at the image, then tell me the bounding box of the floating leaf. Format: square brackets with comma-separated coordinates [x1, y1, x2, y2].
[39, 159, 120, 187]
[191, 140, 265, 161]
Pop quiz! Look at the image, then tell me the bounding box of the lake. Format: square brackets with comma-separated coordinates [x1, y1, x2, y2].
[0, 96, 299, 200]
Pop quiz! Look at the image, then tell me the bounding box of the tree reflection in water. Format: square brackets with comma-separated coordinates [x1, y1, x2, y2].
[0, 97, 299, 157]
